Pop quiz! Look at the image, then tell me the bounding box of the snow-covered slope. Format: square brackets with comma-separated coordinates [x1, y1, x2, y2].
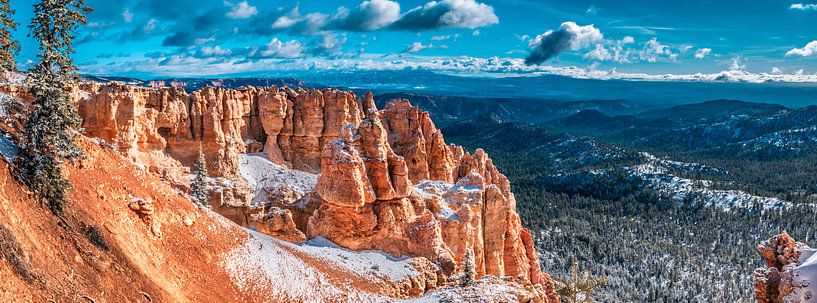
[629, 153, 788, 210]
[786, 246, 817, 303]
[222, 230, 534, 302]
[735, 126, 817, 157]
[238, 153, 317, 204]
[222, 230, 396, 302]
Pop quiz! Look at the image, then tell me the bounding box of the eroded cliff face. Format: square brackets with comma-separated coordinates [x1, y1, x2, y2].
[754, 233, 817, 303]
[69, 82, 558, 301]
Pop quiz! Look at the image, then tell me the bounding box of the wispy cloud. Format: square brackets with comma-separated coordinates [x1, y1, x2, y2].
[694, 48, 712, 59]
[789, 3, 817, 10]
[585, 5, 599, 16]
[403, 42, 447, 53]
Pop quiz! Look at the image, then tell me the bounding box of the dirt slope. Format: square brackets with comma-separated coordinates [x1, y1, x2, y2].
[0, 137, 254, 302]
[0, 137, 439, 303]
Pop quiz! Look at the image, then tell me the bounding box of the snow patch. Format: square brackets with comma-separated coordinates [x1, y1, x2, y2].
[404, 278, 527, 303]
[628, 152, 788, 210]
[291, 237, 420, 282]
[238, 153, 317, 204]
[784, 246, 817, 303]
[0, 93, 11, 117]
[221, 231, 393, 302]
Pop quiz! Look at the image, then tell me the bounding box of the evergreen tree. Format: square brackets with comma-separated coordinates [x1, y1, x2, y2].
[190, 149, 209, 206]
[461, 248, 476, 286]
[15, 0, 90, 215]
[0, 0, 18, 77]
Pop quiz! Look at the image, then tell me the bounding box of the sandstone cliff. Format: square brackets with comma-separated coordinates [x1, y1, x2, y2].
[2, 82, 559, 302]
[0, 137, 523, 302]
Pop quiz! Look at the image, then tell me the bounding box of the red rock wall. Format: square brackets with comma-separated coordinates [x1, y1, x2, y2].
[77, 83, 362, 177]
[73, 83, 557, 301]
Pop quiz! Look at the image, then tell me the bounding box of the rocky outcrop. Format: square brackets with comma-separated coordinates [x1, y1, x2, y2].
[15, 82, 559, 302]
[247, 207, 307, 242]
[308, 109, 457, 274]
[308, 98, 554, 297]
[754, 232, 816, 303]
[77, 83, 363, 178]
[380, 99, 456, 183]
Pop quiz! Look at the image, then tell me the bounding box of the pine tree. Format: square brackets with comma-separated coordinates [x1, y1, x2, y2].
[555, 262, 607, 303]
[190, 149, 209, 206]
[0, 0, 19, 77]
[461, 248, 476, 286]
[15, 0, 91, 215]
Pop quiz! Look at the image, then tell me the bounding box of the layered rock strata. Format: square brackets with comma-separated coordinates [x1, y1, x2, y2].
[4, 82, 558, 301]
[308, 98, 550, 291]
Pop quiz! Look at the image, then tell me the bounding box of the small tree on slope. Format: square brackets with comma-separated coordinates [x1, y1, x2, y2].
[0, 0, 19, 78]
[461, 248, 477, 286]
[190, 149, 209, 206]
[556, 262, 607, 303]
[15, 0, 91, 215]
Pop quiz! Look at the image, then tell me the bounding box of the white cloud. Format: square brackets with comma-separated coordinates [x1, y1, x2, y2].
[584, 44, 611, 61]
[122, 9, 133, 23]
[639, 38, 677, 62]
[81, 53, 817, 83]
[772, 67, 783, 74]
[620, 36, 635, 44]
[431, 34, 459, 41]
[272, 16, 298, 29]
[790, 3, 817, 10]
[694, 48, 712, 59]
[250, 38, 304, 59]
[143, 19, 158, 33]
[585, 5, 599, 15]
[197, 46, 232, 57]
[581, 37, 635, 63]
[226, 1, 258, 19]
[472, 29, 480, 36]
[786, 41, 817, 57]
[310, 33, 348, 56]
[403, 42, 446, 53]
[729, 56, 745, 71]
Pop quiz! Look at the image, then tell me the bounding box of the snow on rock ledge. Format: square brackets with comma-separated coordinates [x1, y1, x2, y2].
[755, 232, 817, 303]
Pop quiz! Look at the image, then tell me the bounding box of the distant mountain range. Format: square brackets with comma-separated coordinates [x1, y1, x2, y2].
[547, 101, 817, 160]
[637, 99, 786, 120]
[84, 70, 817, 108]
[374, 93, 646, 127]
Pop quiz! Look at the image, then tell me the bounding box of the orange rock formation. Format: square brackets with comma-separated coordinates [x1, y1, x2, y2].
[5, 82, 559, 302]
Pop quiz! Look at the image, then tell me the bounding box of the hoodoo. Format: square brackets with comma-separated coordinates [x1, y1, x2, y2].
[2, 82, 559, 302]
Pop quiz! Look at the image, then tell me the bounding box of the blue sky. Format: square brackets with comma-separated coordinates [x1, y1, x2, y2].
[7, 0, 817, 80]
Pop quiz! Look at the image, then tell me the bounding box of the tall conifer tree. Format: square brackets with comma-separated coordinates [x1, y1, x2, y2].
[0, 0, 19, 77]
[16, 0, 91, 215]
